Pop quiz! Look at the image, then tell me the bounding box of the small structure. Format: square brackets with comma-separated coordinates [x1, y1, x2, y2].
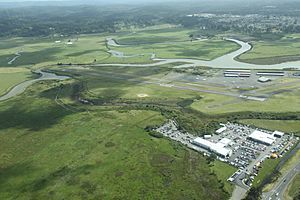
[256, 72, 285, 76]
[271, 153, 279, 159]
[224, 70, 251, 78]
[204, 135, 212, 139]
[248, 130, 276, 145]
[216, 126, 227, 134]
[258, 76, 271, 83]
[273, 131, 285, 138]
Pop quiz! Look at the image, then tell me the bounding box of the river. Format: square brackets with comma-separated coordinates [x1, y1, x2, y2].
[0, 70, 70, 101]
[102, 38, 300, 70]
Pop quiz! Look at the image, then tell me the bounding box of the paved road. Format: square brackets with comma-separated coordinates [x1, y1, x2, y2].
[101, 38, 300, 70]
[263, 144, 300, 200]
[0, 70, 70, 101]
[230, 186, 248, 200]
[262, 162, 300, 200]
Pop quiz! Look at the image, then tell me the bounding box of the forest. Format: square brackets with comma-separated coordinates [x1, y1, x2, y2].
[0, 0, 300, 37]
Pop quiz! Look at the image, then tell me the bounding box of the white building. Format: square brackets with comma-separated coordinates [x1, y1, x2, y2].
[273, 131, 285, 138]
[248, 130, 276, 145]
[193, 137, 232, 158]
[258, 76, 271, 83]
[204, 135, 212, 139]
[218, 138, 232, 147]
[216, 126, 227, 134]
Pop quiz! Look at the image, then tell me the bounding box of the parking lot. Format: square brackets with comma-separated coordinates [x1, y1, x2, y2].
[155, 121, 298, 189]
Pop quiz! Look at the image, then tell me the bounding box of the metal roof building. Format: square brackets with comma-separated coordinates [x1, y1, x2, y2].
[218, 138, 232, 147]
[258, 76, 271, 83]
[216, 126, 227, 134]
[193, 137, 232, 158]
[248, 130, 276, 145]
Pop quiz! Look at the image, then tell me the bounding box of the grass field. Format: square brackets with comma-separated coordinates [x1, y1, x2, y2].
[239, 119, 300, 135]
[238, 34, 300, 64]
[190, 90, 300, 114]
[111, 28, 239, 61]
[286, 173, 300, 199]
[0, 80, 233, 200]
[0, 67, 33, 95]
[211, 160, 237, 193]
[0, 35, 110, 68]
[2, 26, 300, 199]
[0, 27, 241, 67]
[252, 158, 281, 188]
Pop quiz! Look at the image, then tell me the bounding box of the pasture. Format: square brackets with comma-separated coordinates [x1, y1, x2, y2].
[0, 67, 33, 95]
[1, 25, 300, 199]
[0, 35, 110, 68]
[190, 90, 300, 114]
[0, 27, 241, 67]
[239, 119, 300, 135]
[238, 34, 300, 64]
[0, 81, 232, 200]
[110, 28, 239, 61]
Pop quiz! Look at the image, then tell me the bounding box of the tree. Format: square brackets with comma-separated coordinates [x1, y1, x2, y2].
[189, 34, 194, 42]
[206, 153, 217, 164]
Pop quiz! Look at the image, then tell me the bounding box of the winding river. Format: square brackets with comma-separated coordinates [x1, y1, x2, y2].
[1, 38, 298, 101]
[0, 70, 69, 101]
[103, 38, 300, 70]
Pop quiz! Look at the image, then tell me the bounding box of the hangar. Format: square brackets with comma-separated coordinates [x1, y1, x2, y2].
[248, 130, 276, 145]
[193, 137, 233, 158]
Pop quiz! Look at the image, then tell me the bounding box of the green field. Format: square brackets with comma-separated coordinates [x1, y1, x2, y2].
[286, 173, 300, 200]
[238, 34, 300, 64]
[211, 160, 237, 193]
[190, 90, 300, 114]
[0, 35, 110, 68]
[239, 119, 300, 135]
[252, 158, 281, 188]
[0, 68, 34, 95]
[2, 25, 300, 200]
[110, 28, 239, 61]
[0, 27, 241, 67]
[0, 80, 233, 200]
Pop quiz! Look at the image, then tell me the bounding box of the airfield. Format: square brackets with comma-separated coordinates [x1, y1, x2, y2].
[0, 26, 300, 200]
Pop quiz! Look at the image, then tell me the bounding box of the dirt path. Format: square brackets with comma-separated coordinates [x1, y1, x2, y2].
[8, 52, 21, 65]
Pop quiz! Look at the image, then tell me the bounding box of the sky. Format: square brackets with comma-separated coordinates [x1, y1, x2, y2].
[0, 0, 159, 2]
[0, 0, 185, 1]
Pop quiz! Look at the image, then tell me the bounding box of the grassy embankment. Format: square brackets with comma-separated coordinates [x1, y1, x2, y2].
[237, 34, 300, 65]
[286, 173, 300, 200]
[0, 68, 34, 96]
